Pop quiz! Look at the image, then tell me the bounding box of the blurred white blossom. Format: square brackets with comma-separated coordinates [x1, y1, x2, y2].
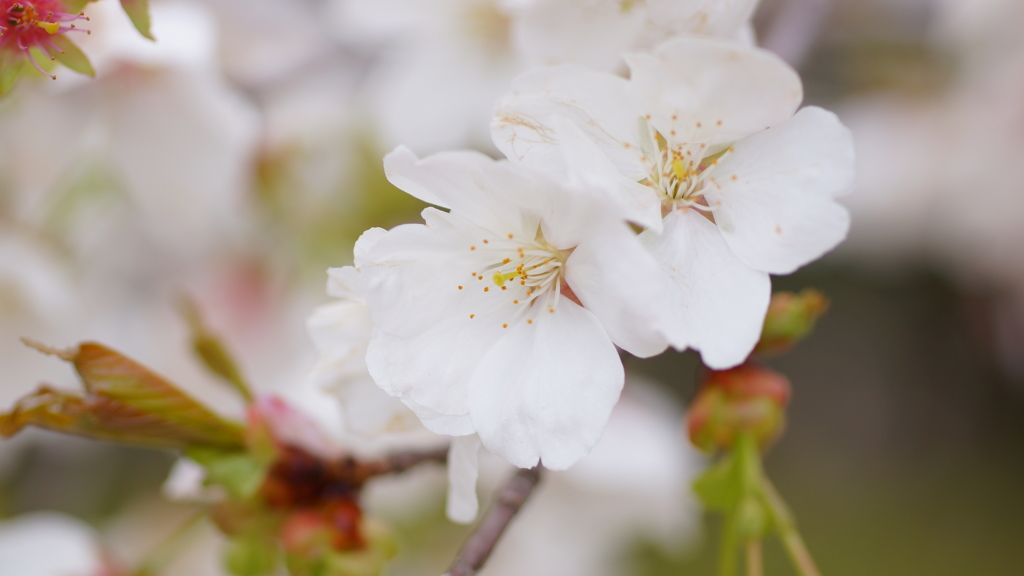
[333, 0, 761, 152]
[0, 513, 106, 576]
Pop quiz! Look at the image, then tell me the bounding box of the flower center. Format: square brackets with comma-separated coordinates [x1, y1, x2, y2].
[1, 0, 89, 79]
[462, 228, 572, 326]
[637, 116, 733, 216]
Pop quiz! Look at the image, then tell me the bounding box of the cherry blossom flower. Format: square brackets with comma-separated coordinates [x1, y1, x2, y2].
[493, 36, 854, 368]
[0, 0, 90, 82]
[516, 0, 760, 71]
[343, 146, 671, 470]
[333, 0, 761, 152]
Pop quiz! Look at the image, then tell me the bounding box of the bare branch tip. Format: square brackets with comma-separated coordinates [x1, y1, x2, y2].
[20, 337, 77, 361]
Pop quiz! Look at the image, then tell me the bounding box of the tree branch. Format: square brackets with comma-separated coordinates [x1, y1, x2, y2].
[447, 466, 542, 576]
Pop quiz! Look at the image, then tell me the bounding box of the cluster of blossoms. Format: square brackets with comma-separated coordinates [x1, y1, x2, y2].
[315, 9, 855, 520]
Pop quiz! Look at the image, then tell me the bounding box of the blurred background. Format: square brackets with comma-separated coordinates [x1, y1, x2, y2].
[0, 0, 1022, 574]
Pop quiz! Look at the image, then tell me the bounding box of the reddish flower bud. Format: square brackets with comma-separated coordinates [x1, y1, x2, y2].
[281, 510, 336, 557]
[755, 289, 829, 356]
[687, 364, 791, 452]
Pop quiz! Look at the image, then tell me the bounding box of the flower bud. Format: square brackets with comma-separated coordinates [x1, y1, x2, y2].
[280, 510, 336, 558]
[687, 364, 791, 452]
[755, 289, 829, 356]
[284, 514, 397, 576]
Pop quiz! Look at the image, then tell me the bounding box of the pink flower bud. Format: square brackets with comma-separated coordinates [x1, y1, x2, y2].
[687, 364, 791, 452]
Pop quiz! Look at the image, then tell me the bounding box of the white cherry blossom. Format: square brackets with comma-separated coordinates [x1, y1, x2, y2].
[310, 254, 486, 523]
[333, 0, 760, 151]
[493, 36, 855, 368]
[516, 0, 760, 71]
[346, 145, 671, 470]
[0, 513, 105, 576]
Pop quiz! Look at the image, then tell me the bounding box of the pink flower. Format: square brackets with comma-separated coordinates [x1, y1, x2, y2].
[0, 0, 88, 79]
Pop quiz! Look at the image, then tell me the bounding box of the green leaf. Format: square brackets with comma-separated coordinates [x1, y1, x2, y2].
[120, 0, 155, 40]
[188, 447, 269, 500]
[693, 450, 744, 511]
[0, 51, 26, 96]
[49, 35, 95, 78]
[0, 339, 245, 450]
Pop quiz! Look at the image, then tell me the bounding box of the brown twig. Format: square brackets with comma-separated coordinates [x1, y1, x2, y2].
[378, 446, 450, 474]
[447, 466, 542, 576]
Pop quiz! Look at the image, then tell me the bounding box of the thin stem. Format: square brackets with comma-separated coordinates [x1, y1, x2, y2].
[761, 476, 822, 576]
[379, 446, 450, 474]
[447, 466, 542, 576]
[718, 513, 739, 576]
[746, 539, 764, 576]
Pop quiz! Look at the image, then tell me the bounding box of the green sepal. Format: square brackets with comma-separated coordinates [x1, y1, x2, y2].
[0, 51, 26, 96]
[225, 534, 281, 576]
[693, 450, 743, 512]
[181, 298, 254, 403]
[120, 0, 155, 40]
[49, 35, 95, 78]
[286, 520, 398, 576]
[187, 447, 269, 500]
[64, 0, 93, 13]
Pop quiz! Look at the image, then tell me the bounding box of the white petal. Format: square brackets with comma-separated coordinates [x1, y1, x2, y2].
[550, 117, 664, 231]
[338, 372, 421, 437]
[361, 212, 505, 432]
[325, 227, 387, 299]
[0, 513, 103, 576]
[565, 222, 670, 358]
[354, 227, 389, 268]
[446, 434, 482, 524]
[513, 0, 646, 71]
[468, 302, 623, 470]
[626, 36, 802, 145]
[366, 329, 486, 436]
[307, 303, 418, 437]
[705, 106, 854, 274]
[383, 147, 541, 237]
[361, 210, 494, 339]
[307, 301, 371, 374]
[381, 145, 451, 208]
[493, 65, 647, 181]
[641, 210, 770, 369]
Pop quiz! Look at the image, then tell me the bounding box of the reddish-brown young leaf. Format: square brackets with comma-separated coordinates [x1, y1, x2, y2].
[0, 340, 245, 450]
